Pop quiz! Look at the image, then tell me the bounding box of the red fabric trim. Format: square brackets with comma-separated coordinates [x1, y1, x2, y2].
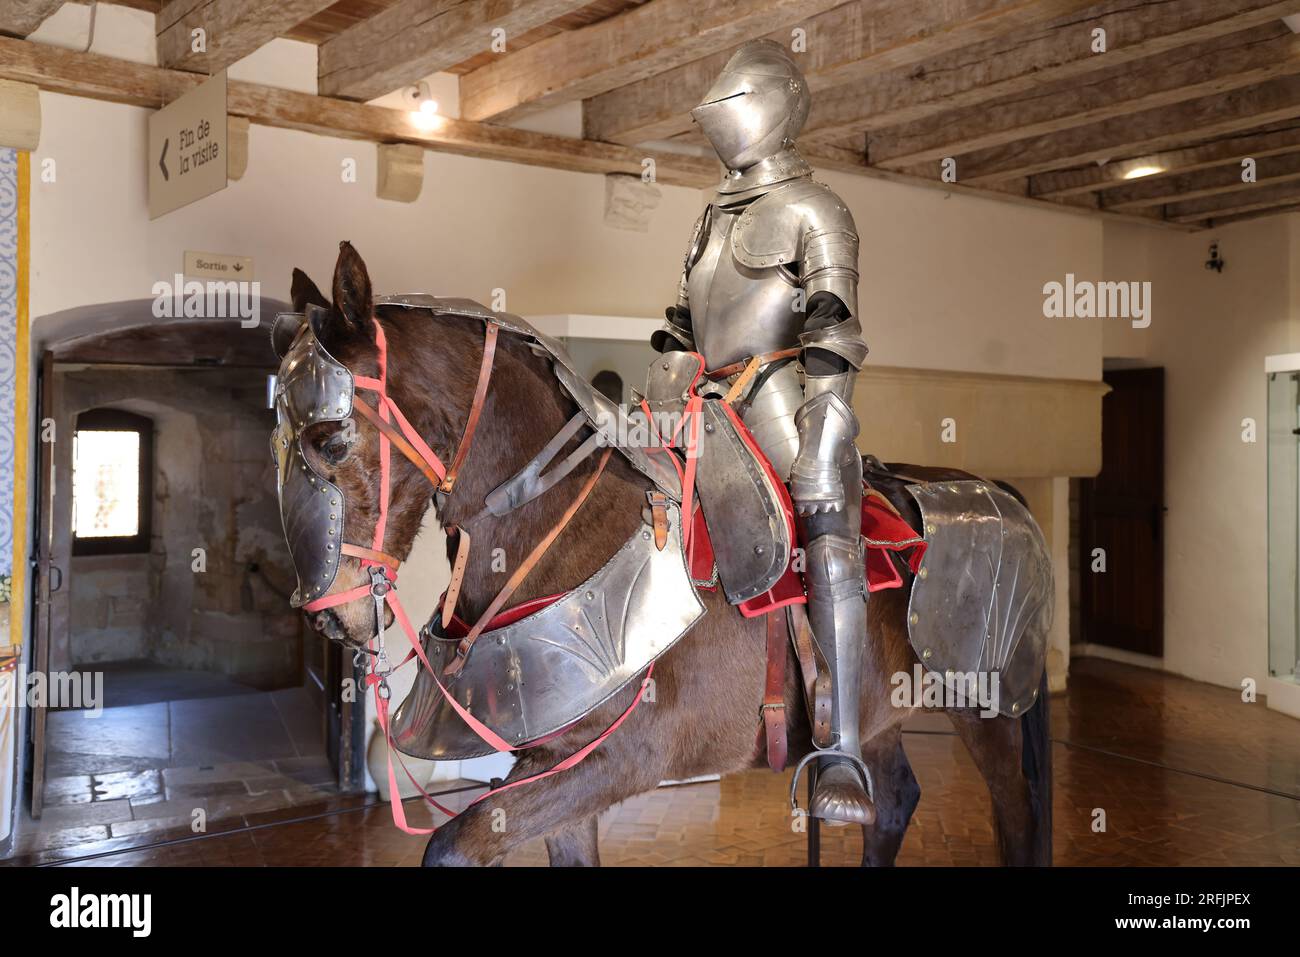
[441, 591, 567, 637]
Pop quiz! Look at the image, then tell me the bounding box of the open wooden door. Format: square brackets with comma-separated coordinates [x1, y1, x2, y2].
[1079, 367, 1165, 657]
[28, 351, 66, 817]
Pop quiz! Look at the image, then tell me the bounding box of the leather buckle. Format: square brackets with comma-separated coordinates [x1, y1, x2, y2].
[647, 491, 669, 551]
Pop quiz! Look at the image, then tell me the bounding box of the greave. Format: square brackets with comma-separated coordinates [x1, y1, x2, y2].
[793, 376, 873, 826]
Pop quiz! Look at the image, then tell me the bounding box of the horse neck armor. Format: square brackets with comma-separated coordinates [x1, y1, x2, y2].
[391, 499, 703, 760]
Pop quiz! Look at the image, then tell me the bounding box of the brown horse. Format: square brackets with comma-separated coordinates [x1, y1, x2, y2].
[286, 242, 1051, 867]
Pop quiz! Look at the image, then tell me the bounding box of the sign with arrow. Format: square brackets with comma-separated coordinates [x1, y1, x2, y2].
[148, 71, 229, 219]
[184, 250, 254, 280]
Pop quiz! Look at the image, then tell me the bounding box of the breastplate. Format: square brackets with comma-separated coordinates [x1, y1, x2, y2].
[687, 205, 804, 370]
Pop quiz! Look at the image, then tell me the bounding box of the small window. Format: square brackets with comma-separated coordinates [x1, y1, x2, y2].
[72, 408, 153, 556]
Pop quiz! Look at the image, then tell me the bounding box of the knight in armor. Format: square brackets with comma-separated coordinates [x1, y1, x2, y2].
[649, 40, 873, 826]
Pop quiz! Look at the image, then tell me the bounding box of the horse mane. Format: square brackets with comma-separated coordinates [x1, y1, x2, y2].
[373, 303, 651, 620]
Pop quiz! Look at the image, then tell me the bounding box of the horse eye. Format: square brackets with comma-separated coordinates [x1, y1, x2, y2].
[315, 430, 352, 466]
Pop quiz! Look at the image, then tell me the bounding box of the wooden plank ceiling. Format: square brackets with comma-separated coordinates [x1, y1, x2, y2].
[10, 0, 1300, 229]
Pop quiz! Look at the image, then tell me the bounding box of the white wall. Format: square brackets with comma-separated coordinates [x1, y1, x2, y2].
[821, 170, 1104, 385]
[1118, 215, 1300, 690]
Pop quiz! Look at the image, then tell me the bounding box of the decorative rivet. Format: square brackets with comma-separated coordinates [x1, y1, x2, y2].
[1012, 702, 1020, 714]
[910, 613, 919, 626]
[918, 566, 928, 579]
[585, 590, 594, 600]
[326, 544, 334, 551]
[921, 647, 932, 659]
[754, 545, 764, 555]
[926, 523, 936, 534]
[642, 530, 651, 540]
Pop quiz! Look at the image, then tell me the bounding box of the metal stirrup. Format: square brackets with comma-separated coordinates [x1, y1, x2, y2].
[788, 748, 874, 817]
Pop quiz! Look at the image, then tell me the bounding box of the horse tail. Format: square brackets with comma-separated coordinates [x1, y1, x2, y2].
[1019, 666, 1053, 865]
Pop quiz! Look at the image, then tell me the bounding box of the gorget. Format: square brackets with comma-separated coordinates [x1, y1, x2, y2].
[715, 147, 812, 207]
[390, 501, 704, 760]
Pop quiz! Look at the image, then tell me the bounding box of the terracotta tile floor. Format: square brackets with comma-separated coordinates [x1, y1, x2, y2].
[8, 658, 1300, 867]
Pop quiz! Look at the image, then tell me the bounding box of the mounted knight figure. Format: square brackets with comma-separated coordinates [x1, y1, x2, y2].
[650, 39, 872, 825]
[266, 38, 1055, 869]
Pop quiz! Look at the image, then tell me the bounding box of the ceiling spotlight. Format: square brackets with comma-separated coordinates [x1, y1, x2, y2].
[1123, 164, 1165, 180]
[409, 81, 438, 116]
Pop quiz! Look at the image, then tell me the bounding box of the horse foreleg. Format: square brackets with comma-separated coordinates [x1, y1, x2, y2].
[423, 745, 660, 867]
[857, 724, 919, 866]
[545, 814, 601, 866]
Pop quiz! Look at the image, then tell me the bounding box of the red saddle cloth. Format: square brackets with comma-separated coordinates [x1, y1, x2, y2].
[688, 483, 927, 618]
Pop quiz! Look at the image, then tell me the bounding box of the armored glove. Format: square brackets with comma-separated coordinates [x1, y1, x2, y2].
[651, 306, 694, 354]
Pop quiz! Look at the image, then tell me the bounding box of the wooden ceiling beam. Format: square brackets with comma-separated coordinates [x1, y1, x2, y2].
[317, 0, 592, 102]
[0, 35, 718, 187]
[800, 145, 1195, 231]
[1101, 150, 1300, 210]
[0, 0, 65, 38]
[1028, 123, 1300, 197]
[581, 0, 1098, 146]
[1166, 177, 1300, 222]
[157, 0, 339, 73]
[948, 73, 1300, 185]
[457, 0, 846, 124]
[802, 0, 1300, 146]
[868, 23, 1300, 168]
[1197, 200, 1300, 227]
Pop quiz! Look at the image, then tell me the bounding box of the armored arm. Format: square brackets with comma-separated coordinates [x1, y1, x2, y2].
[790, 197, 867, 514]
[652, 206, 711, 354]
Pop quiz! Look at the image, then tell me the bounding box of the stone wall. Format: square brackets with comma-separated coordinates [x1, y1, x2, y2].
[61, 367, 301, 688]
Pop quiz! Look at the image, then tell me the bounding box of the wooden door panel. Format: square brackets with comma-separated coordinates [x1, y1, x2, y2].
[1080, 367, 1165, 657]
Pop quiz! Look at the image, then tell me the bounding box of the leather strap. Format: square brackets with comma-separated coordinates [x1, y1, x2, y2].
[445, 447, 613, 676]
[708, 346, 801, 380]
[647, 491, 669, 551]
[440, 324, 498, 494]
[340, 542, 400, 571]
[762, 610, 788, 772]
[721, 356, 762, 405]
[789, 603, 832, 748]
[352, 396, 443, 487]
[441, 526, 472, 627]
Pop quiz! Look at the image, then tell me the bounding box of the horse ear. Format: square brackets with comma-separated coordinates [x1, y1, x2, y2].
[327, 241, 374, 340]
[290, 267, 329, 312]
